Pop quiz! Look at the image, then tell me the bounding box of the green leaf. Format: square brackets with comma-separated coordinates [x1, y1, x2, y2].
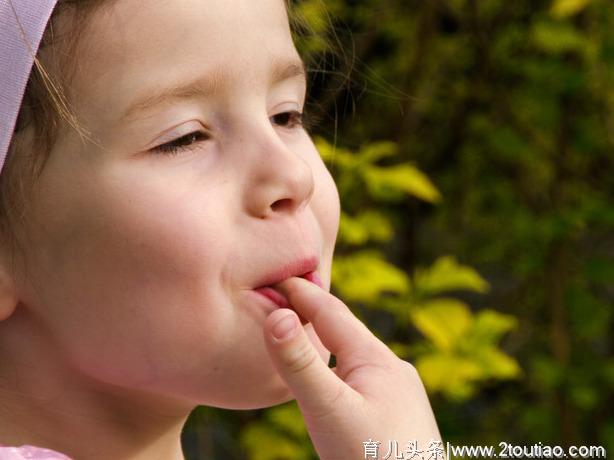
[362, 163, 442, 203]
[530, 356, 565, 389]
[338, 212, 370, 245]
[414, 256, 490, 296]
[313, 136, 355, 168]
[240, 425, 308, 460]
[266, 403, 308, 439]
[550, 0, 593, 18]
[389, 342, 412, 359]
[372, 296, 414, 325]
[584, 257, 614, 284]
[415, 353, 483, 399]
[473, 346, 522, 379]
[331, 250, 410, 303]
[296, 1, 328, 33]
[531, 21, 589, 55]
[569, 385, 599, 410]
[338, 210, 394, 245]
[602, 360, 614, 388]
[357, 141, 399, 164]
[467, 310, 518, 345]
[411, 298, 473, 351]
[359, 210, 394, 242]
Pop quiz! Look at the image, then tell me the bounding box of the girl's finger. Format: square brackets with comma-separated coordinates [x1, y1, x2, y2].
[263, 308, 355, 420]
[271, 276, 393, 364]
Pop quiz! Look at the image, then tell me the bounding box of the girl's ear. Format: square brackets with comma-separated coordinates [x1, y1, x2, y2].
[0, 256, 19, 322]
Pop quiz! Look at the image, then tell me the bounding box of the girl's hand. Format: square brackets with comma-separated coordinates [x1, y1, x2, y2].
[263, 276, 444, 460]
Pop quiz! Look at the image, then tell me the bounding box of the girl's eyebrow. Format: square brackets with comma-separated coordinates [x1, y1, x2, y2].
[120, 56, 307, 123]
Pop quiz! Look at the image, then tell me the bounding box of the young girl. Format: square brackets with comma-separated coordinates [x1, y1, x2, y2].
[0, 0, 443, 458]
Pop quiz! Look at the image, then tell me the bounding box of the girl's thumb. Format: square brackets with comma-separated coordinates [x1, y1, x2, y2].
[263, 308, 347, 418]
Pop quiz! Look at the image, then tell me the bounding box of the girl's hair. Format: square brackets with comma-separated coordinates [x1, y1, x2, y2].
[0, 0, 327, 271]
[1, 0, 106, 270]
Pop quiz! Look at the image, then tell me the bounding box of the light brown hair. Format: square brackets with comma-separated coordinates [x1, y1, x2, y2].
[1, 0, 108, 269]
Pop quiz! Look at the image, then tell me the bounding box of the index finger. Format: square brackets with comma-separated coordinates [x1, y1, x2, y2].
[272, 276, 392, 362]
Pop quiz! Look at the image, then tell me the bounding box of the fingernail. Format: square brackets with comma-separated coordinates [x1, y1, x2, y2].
[272, 312, 297, 340]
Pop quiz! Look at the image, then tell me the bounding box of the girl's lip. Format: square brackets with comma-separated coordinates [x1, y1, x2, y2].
[253, 256, 319, 289]
[252, 287, 309, 325]
[253, 286, 289, 308]
[252, 270, 323, 310]
[301, 270, 323, 289]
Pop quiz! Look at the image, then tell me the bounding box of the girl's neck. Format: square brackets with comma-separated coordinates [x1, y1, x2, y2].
[0, 306, 190, 460]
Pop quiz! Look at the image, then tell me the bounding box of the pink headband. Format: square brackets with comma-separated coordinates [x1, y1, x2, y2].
[0, 0, 59, 175]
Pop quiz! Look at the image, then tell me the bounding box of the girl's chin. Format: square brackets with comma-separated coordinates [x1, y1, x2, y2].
[201, 377, 295, 410]
[240, 386, 295, 410]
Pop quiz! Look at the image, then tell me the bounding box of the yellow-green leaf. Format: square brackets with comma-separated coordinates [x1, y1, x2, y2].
[338, 212, 370, 245]
[415, 353, 483, 396]
[332, 251, 410, 303]
[414, 256, 490, 296]
[474, 346, 522, 379]
[532, 21, 589, 55]
[266, 403, 308, 439]
[550, 0, 592, 18]
[411, 298, 473, 351]
[362, 163, 442, 203]
[241, 425, 307, 460]
[357, 141, 399, 164]
[313, 136, 354, 168]
[359, 210, 394, 242]
[338, 210, 394, 245]
[389, 342, 412, 359]
[468, 309, 518, 345]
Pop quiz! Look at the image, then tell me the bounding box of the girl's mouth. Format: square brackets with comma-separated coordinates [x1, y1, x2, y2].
[300, 270, 323, 288]
[253, 270, 322, 323]
[253, 285, 289, 309]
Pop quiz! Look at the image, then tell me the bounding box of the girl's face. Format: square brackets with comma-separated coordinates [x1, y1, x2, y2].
[14, 0, 340, 409]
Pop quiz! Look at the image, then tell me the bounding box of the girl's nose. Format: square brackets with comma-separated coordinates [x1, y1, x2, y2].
[242, 121, 315, 219]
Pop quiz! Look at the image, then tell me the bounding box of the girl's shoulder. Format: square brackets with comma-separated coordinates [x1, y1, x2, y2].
[0, 445, 72, 460]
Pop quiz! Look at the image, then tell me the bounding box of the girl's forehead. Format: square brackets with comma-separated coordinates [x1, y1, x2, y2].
[73, 0, 293, 90]
[68, 0, 298, 126]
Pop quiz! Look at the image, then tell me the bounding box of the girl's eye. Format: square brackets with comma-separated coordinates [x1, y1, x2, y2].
[149, 110, 305, 156]
[271, 110, 304, 129]
[150, 131, 209, 156]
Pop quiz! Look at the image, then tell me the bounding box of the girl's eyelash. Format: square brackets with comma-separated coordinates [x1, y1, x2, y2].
[151, 131, 210, 156]
[271, 110, 305, 130]
[150, 110, 307, 156]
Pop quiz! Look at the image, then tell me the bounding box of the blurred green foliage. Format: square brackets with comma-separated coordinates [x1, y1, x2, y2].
[182, 0, 613, 457]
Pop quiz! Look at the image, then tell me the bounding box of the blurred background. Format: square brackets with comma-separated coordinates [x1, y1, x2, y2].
[182, 0, 614, 458]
